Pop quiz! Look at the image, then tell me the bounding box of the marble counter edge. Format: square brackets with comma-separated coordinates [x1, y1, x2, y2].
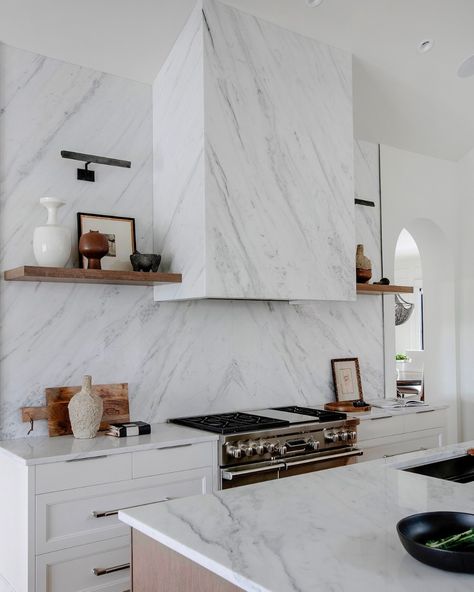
[0, 423, 219, 466]
[119, 502, 267, 592]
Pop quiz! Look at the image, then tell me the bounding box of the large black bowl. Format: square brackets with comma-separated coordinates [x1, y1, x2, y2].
[397, 512, 474, 573]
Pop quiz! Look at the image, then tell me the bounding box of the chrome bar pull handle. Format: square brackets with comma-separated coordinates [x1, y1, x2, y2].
[91, 497, 171, 519]
[92, 563, 130, 576]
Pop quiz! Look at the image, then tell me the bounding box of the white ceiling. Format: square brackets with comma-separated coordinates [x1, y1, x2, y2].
[1, 0, 473, 161]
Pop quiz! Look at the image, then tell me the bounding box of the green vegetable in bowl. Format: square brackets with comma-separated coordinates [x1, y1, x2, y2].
[426, 529, 474, 550]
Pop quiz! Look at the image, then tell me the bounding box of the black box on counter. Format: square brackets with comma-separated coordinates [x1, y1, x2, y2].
[106, 421, 151, 438]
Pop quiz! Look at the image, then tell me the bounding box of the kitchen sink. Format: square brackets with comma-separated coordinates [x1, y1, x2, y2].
[403, 454, 474, 484]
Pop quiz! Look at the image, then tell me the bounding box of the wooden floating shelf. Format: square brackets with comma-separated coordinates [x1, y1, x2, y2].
[356, 283, 413, 295]
[3, 266, 182, 286]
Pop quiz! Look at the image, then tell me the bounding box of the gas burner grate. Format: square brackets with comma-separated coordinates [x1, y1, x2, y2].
[273, 406, 346, 422]
[170, 412, 290, 434]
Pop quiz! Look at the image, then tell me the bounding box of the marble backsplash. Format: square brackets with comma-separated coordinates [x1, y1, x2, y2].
[0, 42, 383, 440]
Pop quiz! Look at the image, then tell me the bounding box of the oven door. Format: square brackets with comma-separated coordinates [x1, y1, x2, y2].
[221, 461, 286, 489]
[282, 448, 363, 479]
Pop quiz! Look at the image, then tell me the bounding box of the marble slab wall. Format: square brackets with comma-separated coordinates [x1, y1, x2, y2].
[0, 41, 383, 441]
[155, 0, 355, 301]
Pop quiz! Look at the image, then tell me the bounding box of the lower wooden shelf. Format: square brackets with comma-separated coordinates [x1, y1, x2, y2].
[356, 283, 413, 295]
[3, 266, 182, 286]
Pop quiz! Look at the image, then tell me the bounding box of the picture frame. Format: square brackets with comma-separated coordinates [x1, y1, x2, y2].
[77, 212, 136, 271]
[331, 358, 364, 402]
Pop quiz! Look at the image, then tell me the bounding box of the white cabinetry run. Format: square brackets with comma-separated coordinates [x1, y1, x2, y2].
[0, 427, 217, 592]
[356, 407, 447, 462]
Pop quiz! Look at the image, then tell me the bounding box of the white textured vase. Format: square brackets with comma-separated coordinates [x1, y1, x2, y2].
[33, 197, 71, 267]
[68, 376, 103, 439]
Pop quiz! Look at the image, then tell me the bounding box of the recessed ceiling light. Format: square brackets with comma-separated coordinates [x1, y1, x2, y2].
[458, 54, 474, 78]
[418, 39, 434, 54]
[306, 0, 324, 6]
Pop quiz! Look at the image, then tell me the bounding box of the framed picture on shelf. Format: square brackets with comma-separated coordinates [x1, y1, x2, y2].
[77, 213, 136, 271]
[331, 358, 364, 402]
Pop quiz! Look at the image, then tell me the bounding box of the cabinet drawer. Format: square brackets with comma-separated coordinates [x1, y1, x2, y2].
[404, 410, 445, 432]
[132, 442, 213, 478]
[36, 536, 130, 592]
[36, 468, 212, 554]
[358, 415, 405, 441]
[36, 454, 132, 494]
[360, 433, 442, 462]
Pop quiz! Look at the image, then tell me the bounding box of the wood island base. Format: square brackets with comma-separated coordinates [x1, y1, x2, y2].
[132, 529, 242, 592]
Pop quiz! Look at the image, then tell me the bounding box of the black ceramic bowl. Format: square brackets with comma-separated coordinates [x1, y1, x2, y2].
[397, 512, 474, 573]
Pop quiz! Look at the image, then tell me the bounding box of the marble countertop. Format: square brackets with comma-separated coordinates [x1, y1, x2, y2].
[120, 440, 474, 592]
[346, 402, 448, 421]
[0, 423, 218, 465]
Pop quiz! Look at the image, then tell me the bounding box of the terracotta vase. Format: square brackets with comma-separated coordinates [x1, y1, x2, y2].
[356, 244, 372, 284]
[79, 230, 109, 270]
[68, 375, 103, 439]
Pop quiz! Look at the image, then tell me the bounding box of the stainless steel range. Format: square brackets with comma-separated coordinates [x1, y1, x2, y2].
[170, 406, 361, 489]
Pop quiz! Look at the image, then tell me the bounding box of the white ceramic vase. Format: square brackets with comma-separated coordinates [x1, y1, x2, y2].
[33, 197, 71, 267]
[68, 376, 104, 439]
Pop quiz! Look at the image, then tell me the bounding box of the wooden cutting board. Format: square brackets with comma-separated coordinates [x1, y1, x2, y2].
[46, 383, 130, 437]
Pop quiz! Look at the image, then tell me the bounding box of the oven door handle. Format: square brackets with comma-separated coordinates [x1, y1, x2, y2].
[284, 449, 363, 469]
[221, 463, 286, 481]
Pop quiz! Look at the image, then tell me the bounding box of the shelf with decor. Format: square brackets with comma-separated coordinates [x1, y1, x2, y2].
[3, 266, 182, 287]
[356, 284, 413, 296]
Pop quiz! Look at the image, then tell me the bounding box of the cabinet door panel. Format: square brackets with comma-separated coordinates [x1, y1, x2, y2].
[36, 536, 130, 592]
[37, 468, 212, 554]
[132, 442, 213, 478]
[36, 454, 132, 494]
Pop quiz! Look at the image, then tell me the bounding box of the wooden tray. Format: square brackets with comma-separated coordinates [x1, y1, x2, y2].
[325, 401, 371, 413]
[21, 383, 129, 437]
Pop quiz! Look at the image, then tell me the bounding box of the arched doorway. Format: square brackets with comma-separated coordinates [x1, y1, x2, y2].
[384, 218, 458, 443]
[394, 229, 424, 398]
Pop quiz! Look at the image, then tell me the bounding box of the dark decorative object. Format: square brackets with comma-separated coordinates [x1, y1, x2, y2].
[78, 231, 109, 270]
[354, 198, 376, 207]
[374, 277, 390, 285]
[130, 251, 162, 273]
[395, 294, 414, 326]
[77, 213, 136, 271]
[397, 512, 474, 573]
[61, 151, 131, 183]
[356, 244, 372, 283]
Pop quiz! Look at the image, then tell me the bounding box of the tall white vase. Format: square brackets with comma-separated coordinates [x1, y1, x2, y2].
[68, 376, 104, 439]
[33, 197, 71, 267]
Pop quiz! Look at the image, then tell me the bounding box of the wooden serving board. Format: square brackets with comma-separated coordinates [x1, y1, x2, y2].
[21, 383, 129, 437]
[46, 383, 129, 437]
[324, 401, 371, 413]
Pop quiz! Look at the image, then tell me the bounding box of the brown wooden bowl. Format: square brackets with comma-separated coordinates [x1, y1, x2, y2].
[325, 401, 372, 413]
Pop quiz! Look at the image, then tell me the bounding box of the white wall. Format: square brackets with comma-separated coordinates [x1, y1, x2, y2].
[380, 145, 459, 442]
[457, 147, 474, 440]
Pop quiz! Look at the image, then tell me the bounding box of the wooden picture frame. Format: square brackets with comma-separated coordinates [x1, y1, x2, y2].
[77, 212, 136, 271]
[331, 358, 364, 402]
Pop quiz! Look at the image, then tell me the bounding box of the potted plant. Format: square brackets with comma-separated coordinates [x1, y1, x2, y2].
[396, 353, 411, 377]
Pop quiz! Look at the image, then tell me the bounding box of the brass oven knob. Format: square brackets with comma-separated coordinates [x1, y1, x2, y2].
[278, 445, 288, 456]
[226, 444, 242, 459]
[244, 445, 255, 457]
[255, 442, 265, 455]
[308, 439, 320, 451]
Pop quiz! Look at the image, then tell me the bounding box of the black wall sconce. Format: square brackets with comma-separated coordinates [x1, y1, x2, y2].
[355, 197, 375, 207]
[61, 150, 132, 182]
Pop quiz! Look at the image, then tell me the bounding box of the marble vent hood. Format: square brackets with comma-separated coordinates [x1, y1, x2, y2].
[153, 0, 355, 302]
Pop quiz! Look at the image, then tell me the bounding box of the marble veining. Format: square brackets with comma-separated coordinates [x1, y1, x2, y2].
[0, 40, 384, 441]
[120, 441, 474, 592]
[155, 0, 355, 301]
[354, 139, 382, 281]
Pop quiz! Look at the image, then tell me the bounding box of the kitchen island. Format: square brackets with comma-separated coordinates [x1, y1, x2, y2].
[120, 441, 474, 591]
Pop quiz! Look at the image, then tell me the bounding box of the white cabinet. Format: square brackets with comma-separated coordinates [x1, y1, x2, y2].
[357, 409, 447, 462]
[0, 440, 215, 592]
